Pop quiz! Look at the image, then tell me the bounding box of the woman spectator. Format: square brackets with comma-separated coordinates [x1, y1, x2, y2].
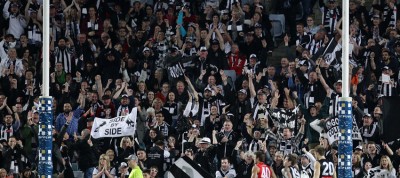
[105, 149, 118, 171]
[304, 16, 320, 35]
[353, 153, 362, 177]
[368, 155, 396, 178]
[209, 14, 226, 40]
[204, 105, 222, 139]
[142, 91, 155, 109]
[144, 128, 164, 150]
[357, 161, 373, 178]
[116, 137, 136, 164]
[92, 154, 116, 178]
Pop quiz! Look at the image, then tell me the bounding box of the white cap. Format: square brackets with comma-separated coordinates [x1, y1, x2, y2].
[199, 137, 211, 144]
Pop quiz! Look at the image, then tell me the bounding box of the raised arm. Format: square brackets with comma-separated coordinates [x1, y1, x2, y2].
[316, 67, 331, 93]
[194, 23, 201, 48]
[204, 26, 214, 49]
[248, 73, 256, 98]
[215, 27, 225, 50]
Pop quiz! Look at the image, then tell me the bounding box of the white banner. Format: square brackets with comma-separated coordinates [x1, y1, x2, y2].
[325, 116, 362, 144]
[90, 108, 137, 139]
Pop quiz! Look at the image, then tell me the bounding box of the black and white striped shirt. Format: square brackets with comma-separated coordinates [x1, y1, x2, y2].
[320, 6, 341, 36]
[54, 46, 75, 73]
[378, 75, 396, 96]
[305, 35, 323, 55]
[329, 90, 341, 117]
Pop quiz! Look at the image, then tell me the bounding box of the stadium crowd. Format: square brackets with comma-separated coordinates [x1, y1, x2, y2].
[1, 0, 400, 177]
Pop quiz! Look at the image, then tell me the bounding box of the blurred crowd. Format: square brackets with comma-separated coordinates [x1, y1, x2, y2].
[1, 0, 400, 177]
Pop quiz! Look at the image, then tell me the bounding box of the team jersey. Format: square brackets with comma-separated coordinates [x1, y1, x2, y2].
[257, 162, 273, 178]
[319, 159, 335, 178]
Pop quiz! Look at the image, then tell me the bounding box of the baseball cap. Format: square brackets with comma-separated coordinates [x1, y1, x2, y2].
[299, 60, 309, 66]
[143, 47, 150, 52]
[204, 87, 212, 92]
[199, 137, 211, 144]
[10, 3, 19, 7]
[382, 66, 390, 70]
[125, 154, 138, 161]
[238, 89, 247, 95]
[121, 94, 129, 98]
[254, 23, 263, 28]
[355, 145, 363, 151]
[301, 154, 310, 160]
[200, 46, 207, 51]
[211, 39, 219, 45]
[119, 162, 128, 168]
[170, 46, 179, 53]
[250, 54, 257, 59]
[363, 113, 372, 117]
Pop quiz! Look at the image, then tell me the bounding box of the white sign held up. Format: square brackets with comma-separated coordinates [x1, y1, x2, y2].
[91, 107, 137, 139]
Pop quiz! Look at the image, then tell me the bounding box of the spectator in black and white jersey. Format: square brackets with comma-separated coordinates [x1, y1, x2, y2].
[360, 113, 381, 144]
[377, 66, 397, 96]
[0, 113, 20, 144]
[50, 36, 75, 74]
[273, 117, 305, 156]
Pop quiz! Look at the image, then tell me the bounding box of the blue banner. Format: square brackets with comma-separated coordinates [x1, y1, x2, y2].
[38, 96, 53, 178]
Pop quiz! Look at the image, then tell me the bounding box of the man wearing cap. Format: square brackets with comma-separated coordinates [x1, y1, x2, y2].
[191, 46, 210, 78]
[163, 46, 195, 85]
[126, 154, 143, 178]
[378, 64, 397, 97]
[2, 1, 27, 40]
[198, 86, 218, 126]
[115, 94, 133, 117]
[206, 36, 227, 66]
[244, 54, 262, 75]
[194, 137, 217, 174]
[360, 113, 380, 144]
[316, 67, 342, 117]
[229, 88, 252, 130]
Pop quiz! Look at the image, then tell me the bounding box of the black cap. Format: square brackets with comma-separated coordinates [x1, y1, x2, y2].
[106, 51, 113, 56]
[211, 39, 219, 45]
[87, 117, 95, 122]
[170, 46, 179, 53]
[254, 23, 263, 29]
[10, 3, 19, 7]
